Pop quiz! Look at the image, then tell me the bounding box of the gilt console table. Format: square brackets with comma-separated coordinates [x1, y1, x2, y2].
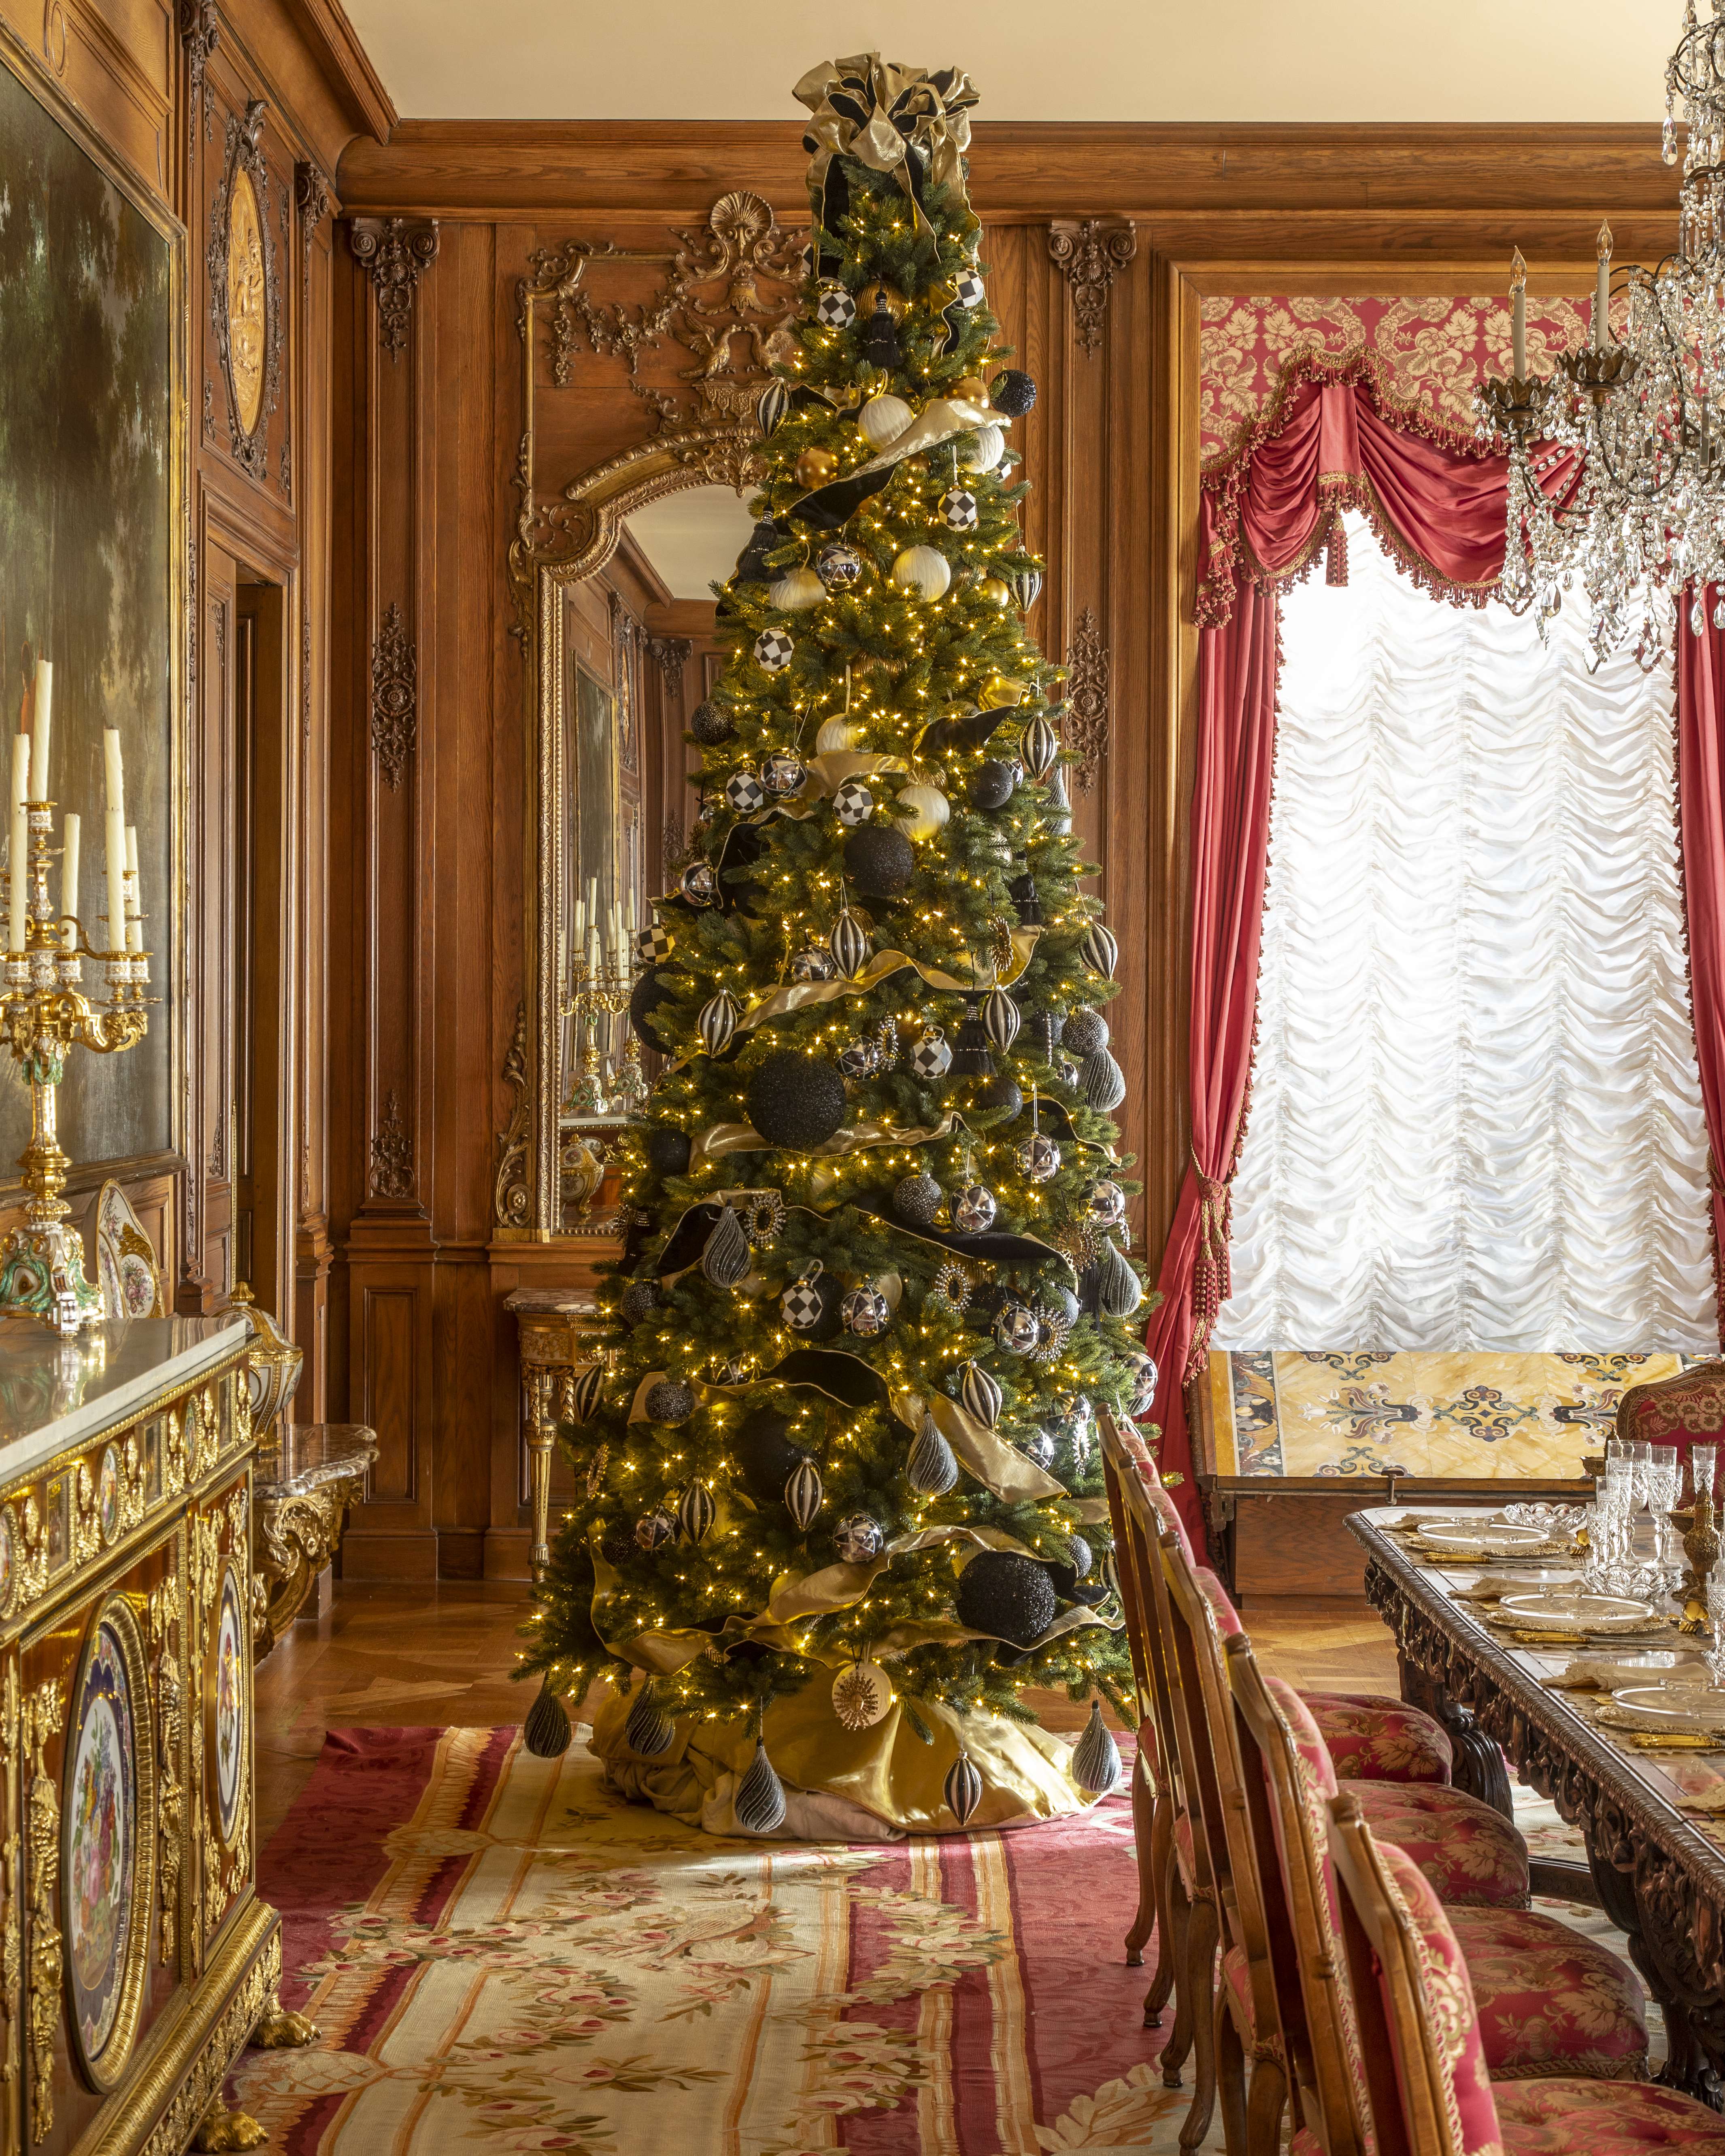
[1352, 1505, 1725, 2101]
[0, 1311, 308, 2155]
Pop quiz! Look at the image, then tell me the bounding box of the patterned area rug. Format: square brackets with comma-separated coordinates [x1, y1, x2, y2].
[230, 1725, 1204, 2154]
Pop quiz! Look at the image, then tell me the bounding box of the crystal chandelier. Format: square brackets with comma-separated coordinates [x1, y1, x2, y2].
[1477, 0, 1725, 666]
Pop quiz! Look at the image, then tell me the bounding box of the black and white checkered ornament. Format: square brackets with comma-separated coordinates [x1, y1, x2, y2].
[1018, 1129, 1061, 1182]
[834, 1512, 885, 1563]
[637, 915, 672, 965]
[725, 768, 767, 814]
[952, 267, 986, 310]
[817, 540, 865, 590]
[834, 778, 874, 827]
[680, 861, 720, 908]
[781, 1263, 829, 1331]
[841, 1284, 891, 1337]
[815, 280, 857, 329]
[909, 1025, 952, 1080]
[761, 752, 807, 797]
[830, 907, 872, 979]
[790, 943, 837, 984]
[953, 1183, 997, 1233]
[994, 1299, 1041, 1354]
[938, 486, 978, 531]
[698, 990, 738, 1056]
[754, 627, 794, 672]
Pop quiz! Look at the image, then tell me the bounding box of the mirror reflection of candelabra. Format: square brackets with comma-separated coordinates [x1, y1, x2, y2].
[560, 882, 645, 1118]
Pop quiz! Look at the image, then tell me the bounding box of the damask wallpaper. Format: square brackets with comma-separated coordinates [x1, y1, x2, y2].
[1199, 293, 1609, 466]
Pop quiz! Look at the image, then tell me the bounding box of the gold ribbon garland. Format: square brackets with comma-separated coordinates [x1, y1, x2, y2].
[793, 55, 980, 237]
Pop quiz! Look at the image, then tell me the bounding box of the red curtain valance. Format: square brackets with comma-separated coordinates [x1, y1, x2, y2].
[1146, 344, 1720, 1547]
[1195, 351, 1511, 628]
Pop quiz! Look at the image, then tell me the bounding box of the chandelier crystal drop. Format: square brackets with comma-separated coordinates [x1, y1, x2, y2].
[1477, 0, 1725, 667]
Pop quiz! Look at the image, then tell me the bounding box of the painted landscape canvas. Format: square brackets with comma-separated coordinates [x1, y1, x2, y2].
[0, 58, 172, 1170]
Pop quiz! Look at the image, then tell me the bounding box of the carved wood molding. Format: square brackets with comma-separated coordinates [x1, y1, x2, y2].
[1047, 218, 1138, 356]
[349, 217, 439, 360]
[207, 100, 283, 485]
[178, 0, 217, 149]
[369, 1090, 413, 1200]
[645, 634, 693, 702]
[370, 602, 416, 789]
[493, 1002, 530, 1233]
[1064, 607, 1110, 792]
[295, 162, 332, 293]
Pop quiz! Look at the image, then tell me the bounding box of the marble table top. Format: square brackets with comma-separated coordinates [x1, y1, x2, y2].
[256, 1421, 378, 1501]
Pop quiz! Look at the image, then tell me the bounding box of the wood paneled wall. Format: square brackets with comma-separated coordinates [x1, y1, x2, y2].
[328, 117, 1681, 1578]
[0, 0, 389, 1407]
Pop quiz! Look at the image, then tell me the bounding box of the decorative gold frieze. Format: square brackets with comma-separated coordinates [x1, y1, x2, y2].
[21, 1677, 63, 2142]
[149, 1578, 184, 1969]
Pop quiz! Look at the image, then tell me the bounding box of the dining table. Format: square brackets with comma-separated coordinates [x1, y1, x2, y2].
[1350, 1503, 1725, 2102]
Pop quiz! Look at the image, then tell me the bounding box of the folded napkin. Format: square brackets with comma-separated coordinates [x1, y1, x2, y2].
[1452, 1572, 1577, 1603]
[1678, 1782, 1725, 1813]
[1548, 1656, 1710, 1690]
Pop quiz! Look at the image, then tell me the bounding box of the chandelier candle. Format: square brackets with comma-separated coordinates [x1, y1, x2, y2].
[103, 726, 126, 953]
[59, 812, 77, 949]
[28, 660, 50, 801]
[1595, 221, 1612, 351]
[8, 737, 25, 955]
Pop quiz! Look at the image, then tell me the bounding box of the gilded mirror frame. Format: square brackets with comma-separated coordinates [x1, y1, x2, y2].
[498, 191, 804, 1239]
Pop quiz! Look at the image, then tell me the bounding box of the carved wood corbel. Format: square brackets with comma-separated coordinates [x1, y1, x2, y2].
[349, 217, 440, 361]
[1047, 218, 1138, 356]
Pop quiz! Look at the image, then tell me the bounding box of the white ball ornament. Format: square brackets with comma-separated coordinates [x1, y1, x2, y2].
[769, 567, 826, 612]
[815, 714, 866, 754]
[896, 782, 951, 841]
[961, 424, 1006, 474]
[891, 546, 952, 601]
[857, 393, 914, 449]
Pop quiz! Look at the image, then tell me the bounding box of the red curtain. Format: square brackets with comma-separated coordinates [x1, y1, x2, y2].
[1153, 355, 1534, 1543]
[1677, 606, 1725, 1340]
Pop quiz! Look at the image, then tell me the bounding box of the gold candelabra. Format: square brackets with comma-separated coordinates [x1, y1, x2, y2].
[560, 948, 638, 1116]
[0, 800, 149, 1337]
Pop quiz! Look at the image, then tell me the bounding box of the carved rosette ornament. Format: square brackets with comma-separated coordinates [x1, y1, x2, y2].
[370, 602, 416, 788]
[1047, 218, 1138, 356]
[208, 102, 282, 484]
[1064, 606, 1111, 792]
[349, 217, 440, 361]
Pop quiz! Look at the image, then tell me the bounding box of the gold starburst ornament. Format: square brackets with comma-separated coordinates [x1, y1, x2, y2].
[832, 1659, 893, 1732]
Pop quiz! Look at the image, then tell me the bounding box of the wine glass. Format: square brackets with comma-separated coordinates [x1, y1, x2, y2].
[1694, 1443, 1719, 1506]
[1646, 1451, 1682, 1583]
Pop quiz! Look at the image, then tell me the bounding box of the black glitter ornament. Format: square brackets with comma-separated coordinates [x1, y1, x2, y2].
[843, 824, 916, 900]
[599, 1518, 638, 1568]
[966, 1072, 1022, 1120]
[1046, 1533, 1094, 1598]
[1064, 1007, 1110, 1057]
[691, 698, 736, 746]
[956, 1549, 1059, 1647]
[990, 368, 1037, 417]
[747, 1050, 848, 1149]
[619, 1279, 661, 1327]
[645, 1377, 696, 1425]
[630, 970, 678, 1055]
[969, 759, 1018, 811]
[644, 1126, 691, 1179]
[893, 1172, 943, 1227]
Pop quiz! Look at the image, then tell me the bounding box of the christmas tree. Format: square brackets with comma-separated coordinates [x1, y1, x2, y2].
[524, 54, 1158, 1838]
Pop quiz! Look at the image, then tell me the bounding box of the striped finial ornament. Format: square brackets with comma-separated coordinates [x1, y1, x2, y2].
[698, 989, 740, 1055]
[736, 1739, 788, 1834]
[701, 1203, 753, 1288]
[624, 1681, 676, 1758]
[906, 1411, 960, 1496]
[830, 906, 873, 979]
[676, 1478, 717, 1544]
[1072, 1699, 1122, 1795]
[944, 1750, 984, 1828]
[785, 1456, 825, 1529]
[1019, 713, 1059, 784]
[957, 1361, 1002, 1427]
[1080, 923, 1119, 979]
[569, 1361, 604, 1422]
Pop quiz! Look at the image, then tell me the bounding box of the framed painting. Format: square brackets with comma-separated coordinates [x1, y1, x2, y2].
[0, 38, 183, 1179]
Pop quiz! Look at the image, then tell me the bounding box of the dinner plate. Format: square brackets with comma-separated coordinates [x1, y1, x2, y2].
[1500, 1589, 1661, 1635]
[1605, 1685, 1725, 1733]
[1418, 1521, 1551, 1555]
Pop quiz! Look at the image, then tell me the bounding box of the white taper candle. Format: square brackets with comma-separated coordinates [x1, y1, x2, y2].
[123, 825, 141, 953]
[9, 737, 28, 955]
[60, 812, 79, 950]
[29, 661, 51, 802]
[103, 729, 126, 955]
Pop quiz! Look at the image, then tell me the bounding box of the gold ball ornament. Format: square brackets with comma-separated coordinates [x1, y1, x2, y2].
[891, 545, 952, 601]
[795, 447, 839, 490]
[980, 674, 1028, 708]
[953, 375, 989, 403]
[980, 577, 1012, 606]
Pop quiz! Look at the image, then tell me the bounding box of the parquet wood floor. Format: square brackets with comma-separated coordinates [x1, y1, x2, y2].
[255, 1580, 1392, 1845]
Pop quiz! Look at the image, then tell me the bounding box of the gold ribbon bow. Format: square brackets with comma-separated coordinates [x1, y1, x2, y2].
[794, 54, 980, 236]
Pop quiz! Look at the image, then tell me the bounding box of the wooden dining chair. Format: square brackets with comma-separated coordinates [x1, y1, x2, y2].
[1327, 1790, 1725, 2156]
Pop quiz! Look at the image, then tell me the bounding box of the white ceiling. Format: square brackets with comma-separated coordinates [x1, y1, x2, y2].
[626, 487, 757, 601]
[343, 1, 1684, 123]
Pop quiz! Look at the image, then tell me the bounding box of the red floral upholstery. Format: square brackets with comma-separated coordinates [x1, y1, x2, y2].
[1448, 1905, 1646, 2081]
[1304, 1690, 1454, 1785]
[1274, 1680, 1529, 1909]
[1496, 2079, 1725, 2151]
